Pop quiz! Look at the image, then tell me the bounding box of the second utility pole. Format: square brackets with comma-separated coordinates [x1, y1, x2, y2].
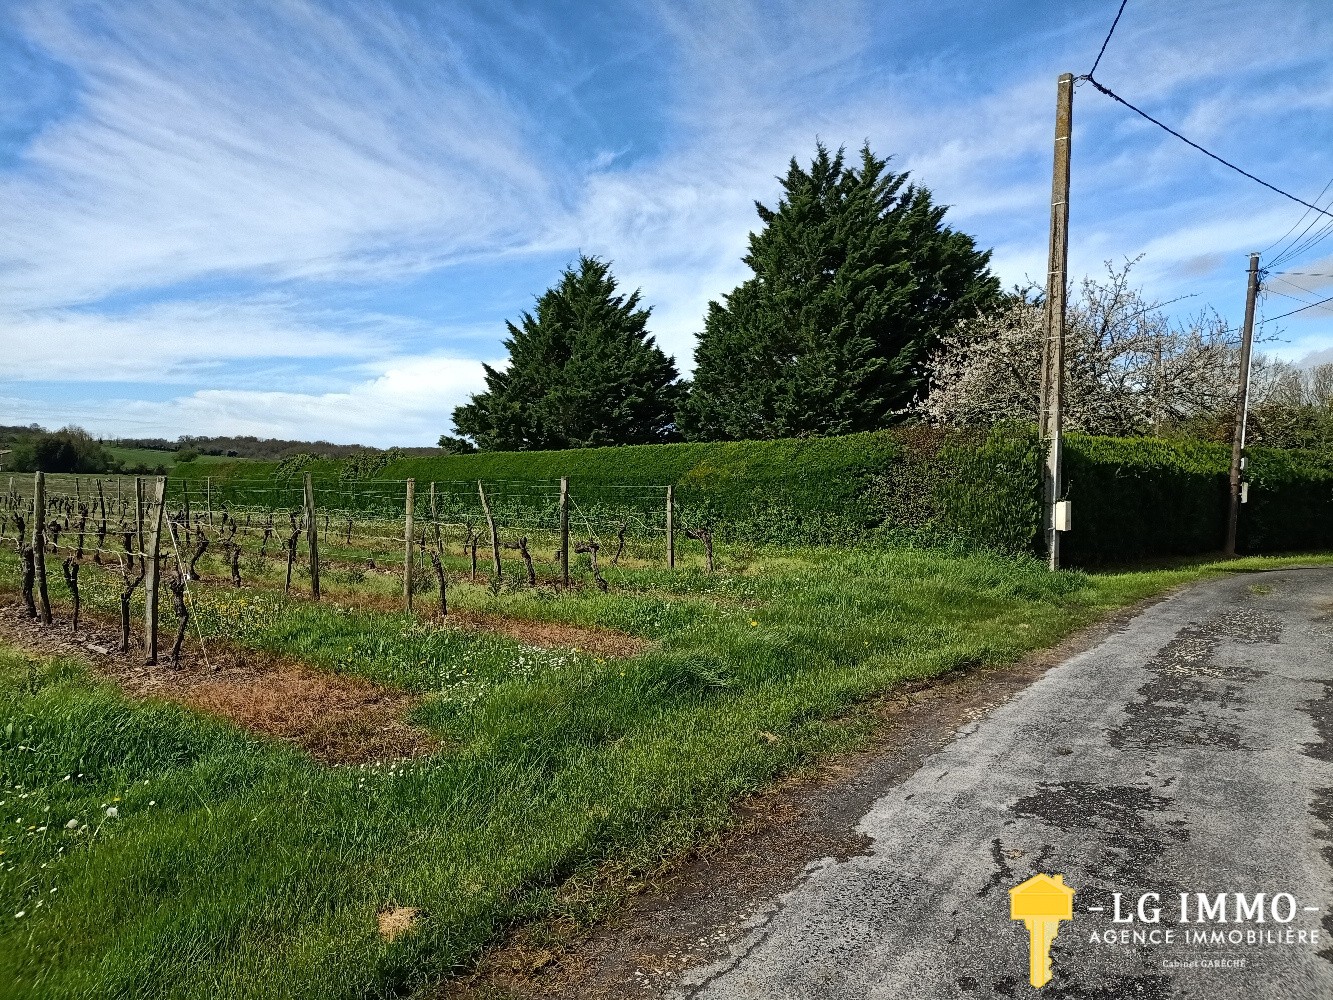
[1224, 252, 1261, 556]
[1040, 73, 1074, 571]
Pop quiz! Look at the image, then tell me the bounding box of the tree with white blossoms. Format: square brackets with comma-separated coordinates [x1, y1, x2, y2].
[917, 259, 1247, 436]
[1245, 358, 1333, 449]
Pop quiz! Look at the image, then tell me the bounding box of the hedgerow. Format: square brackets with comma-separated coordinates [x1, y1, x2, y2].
[173, 430, 1333, 563]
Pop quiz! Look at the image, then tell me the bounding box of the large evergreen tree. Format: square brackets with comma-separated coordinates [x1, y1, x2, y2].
[452, 257, 684, 450]
[679, 143, 1000, 440]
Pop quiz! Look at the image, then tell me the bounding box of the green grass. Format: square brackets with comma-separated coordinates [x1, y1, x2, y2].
[1, 544, 1330, 999]
[107, 447, 245, 470]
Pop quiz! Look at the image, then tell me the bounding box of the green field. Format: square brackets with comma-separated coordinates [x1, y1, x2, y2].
[2, 535, 1330, 999]
[107, 447, 243, 471]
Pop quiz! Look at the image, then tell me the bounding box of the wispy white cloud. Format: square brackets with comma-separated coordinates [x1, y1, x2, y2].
[0, 297, 391, 382]
[0, 353, 490, 447]
[0, 0, 554, 310]
[1, 0, 1330, 443]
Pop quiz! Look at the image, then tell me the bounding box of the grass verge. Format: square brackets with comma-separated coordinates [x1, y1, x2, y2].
[0, 545, 1329, 999]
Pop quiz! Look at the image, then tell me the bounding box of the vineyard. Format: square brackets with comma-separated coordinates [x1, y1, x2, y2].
[1, 471, 712, 668]
[3, 463, 1332, 1000]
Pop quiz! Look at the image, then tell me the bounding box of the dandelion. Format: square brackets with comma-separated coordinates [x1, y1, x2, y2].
[749, 620, 758, 627]
[105, 807, 118, 820]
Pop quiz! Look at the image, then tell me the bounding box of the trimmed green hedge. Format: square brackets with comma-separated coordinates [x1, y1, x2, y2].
[172, 430, 1333, 563]
[1245, 446, 1333, 553]
[1062, 436, 1231, 564]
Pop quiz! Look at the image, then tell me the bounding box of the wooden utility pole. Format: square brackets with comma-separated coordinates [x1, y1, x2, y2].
[666, 485, 675, 569]
[32, 472, 51, 624]
[403, 479, 415, 611]
[1225, 253, 1262, 556]
[478, 481, 502, 579]
[303, 472, 320, 599]
[559, 477, 570, 588]
[1039, 72, 1074, 571]
[143, 477, 166, 663]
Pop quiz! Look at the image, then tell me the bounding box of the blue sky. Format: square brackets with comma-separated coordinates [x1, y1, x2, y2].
[1, 0, 1331, 447]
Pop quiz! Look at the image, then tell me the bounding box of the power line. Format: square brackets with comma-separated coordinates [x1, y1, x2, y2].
[1261, 176, 1333, 260]
[1270, 210, 1333, 269]
[1269, 276, 1332, 302]
[1261, 292, 1333, 324]
[1089, 0, 1130, 78]
[1265, 286, 1320, 306]
[1082, 76, 1333, 223]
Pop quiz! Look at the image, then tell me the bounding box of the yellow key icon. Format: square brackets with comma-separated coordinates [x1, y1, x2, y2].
[1009, 874, 1075, 988]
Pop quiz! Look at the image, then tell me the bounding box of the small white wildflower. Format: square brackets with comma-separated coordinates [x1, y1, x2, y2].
[104, 807, 118, 820]
[64, 820, 78, 830]
[14, 911, 23, 918]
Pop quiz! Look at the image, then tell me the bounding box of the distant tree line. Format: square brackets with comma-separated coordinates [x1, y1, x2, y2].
[0, 427, 446, 474]
[109, 435, 403, 461]
[4, 427, 128, 474]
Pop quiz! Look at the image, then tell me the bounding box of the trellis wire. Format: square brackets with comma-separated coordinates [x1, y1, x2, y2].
[4, 472, 714, 670]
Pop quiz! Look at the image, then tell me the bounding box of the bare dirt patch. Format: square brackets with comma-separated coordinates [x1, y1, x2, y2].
[0, 602, 436, 765]
[378, 905, 422, 942]
[270, 585, 650, 659]
[437, 591, 1181, 1000]
[445, 610, 649, 659]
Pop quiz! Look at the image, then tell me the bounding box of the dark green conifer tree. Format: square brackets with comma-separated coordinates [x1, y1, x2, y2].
[680, 143, 1000, 440]
[452, 257, 683, 450]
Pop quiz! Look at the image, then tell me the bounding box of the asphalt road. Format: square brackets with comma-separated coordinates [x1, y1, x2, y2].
[677, 568, 1333, 999]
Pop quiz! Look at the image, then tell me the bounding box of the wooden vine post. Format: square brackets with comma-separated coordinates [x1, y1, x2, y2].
[32, 472, 51, 624]
[95, 480, 107, 560]
[143, 476, 166, 663]
[559, 476, 570, 588]
[666, 485, 675, 569]
[477, 480, 501, 579]
[205, 476, 213, 526]
[135, 477, 145, 552]
[403, 479, 415, 611]
[303, 472, 320, 600]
